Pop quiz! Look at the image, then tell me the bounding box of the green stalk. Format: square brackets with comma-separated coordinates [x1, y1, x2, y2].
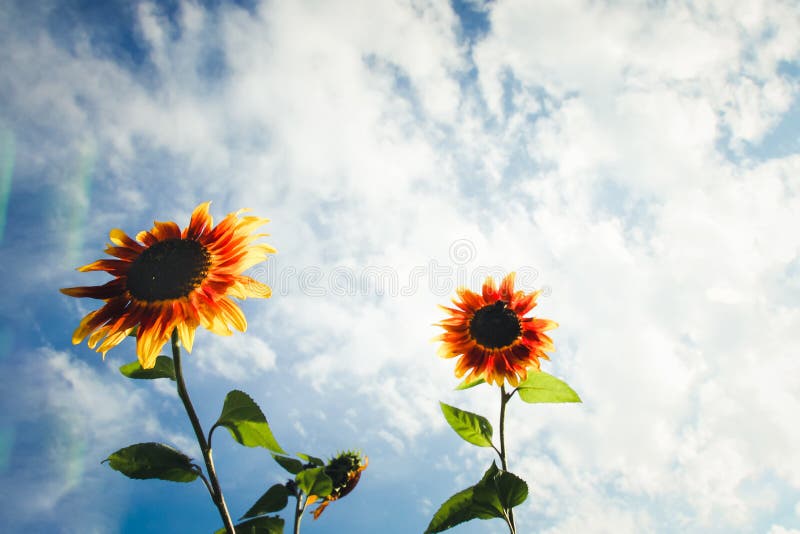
[293, 493, 306, 534]
[171, 330, 236, 534]
[499, 385, 517, 534]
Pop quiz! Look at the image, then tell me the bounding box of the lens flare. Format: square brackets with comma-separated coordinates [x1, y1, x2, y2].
[0, 127, 15, 244]
[0, 425, 13, 473]
[0, 323, 10, 360]
[65, 144, 95, 266]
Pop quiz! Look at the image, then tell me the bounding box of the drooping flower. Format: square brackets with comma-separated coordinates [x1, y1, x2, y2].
[436, 272, 557, 387]
[308, 451, 368, 519]
[60, 202, 275, 368]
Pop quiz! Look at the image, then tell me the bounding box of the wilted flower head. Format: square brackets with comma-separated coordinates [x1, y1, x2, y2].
[309, 450, 368, 519]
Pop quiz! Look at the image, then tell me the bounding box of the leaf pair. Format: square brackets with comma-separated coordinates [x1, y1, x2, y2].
[230, 458, 331, 534]
[105, 390, 284, 481]
[235, 453, 334, 532]
[425, 462, 527, 533]
[272, 452, 333, 499]
[456, 371, 582, 404]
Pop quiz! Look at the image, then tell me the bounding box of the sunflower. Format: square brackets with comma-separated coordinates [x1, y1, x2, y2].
[308, 451, 368, 519]
[60, 201, 275, 368]
[436, 272, 557, 387]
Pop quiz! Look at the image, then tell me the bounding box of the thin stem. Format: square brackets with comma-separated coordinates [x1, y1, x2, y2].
[293, 494, 306, 534]
[499, 386, 509, 472]
[498, 385, 516, 534]
[196, 469, 214, 498]
[171, 330, 236, 534]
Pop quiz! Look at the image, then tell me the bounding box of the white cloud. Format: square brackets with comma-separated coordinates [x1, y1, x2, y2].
[0, 348, 176, 532]
[192, 329, 277, 381]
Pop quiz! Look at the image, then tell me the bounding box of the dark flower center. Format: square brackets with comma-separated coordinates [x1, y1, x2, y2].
[127, 238, 211, 301]
[325, 453, 362, 496]
[469, 300, 521, 349]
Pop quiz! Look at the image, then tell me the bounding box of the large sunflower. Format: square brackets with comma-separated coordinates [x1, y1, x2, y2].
[60, 202, 275, 368]
[436, 272, 557, 387]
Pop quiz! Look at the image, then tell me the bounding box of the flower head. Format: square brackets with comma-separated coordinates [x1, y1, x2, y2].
[60, 202, 275, 368]
[436, 272, 557, 387]
[309, 451, 368, 520]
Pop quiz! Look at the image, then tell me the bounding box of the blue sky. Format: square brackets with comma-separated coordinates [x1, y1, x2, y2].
[1, 0, 800, 533]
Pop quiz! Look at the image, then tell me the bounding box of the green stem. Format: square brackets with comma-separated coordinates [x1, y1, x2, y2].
[499, 385, 516, 534]
[293, 494, 305, 534]
[499, 386, 509, 472]
[171, 330, 236, 534]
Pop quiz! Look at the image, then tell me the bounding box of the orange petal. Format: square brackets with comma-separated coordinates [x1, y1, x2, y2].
[455, 287, 483, 311]
[136, 230, 158, 246]
[511, 292, 539, 315]
[151, 220, 181, 240]
[312, 500, 331, 520]
[60, 279, 126, 299]
[184, 201, 213, 239]
[103, 245, 140, 261]
[109, 228, 144, 250]
[77, 259, 130, 275]
[500, 272, 516, 301]
[482, 276, 498, 301]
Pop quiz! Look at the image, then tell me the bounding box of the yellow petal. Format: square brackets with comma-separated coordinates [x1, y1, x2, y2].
[218, 298, 247, 332]
[239, 277, 272, 299]
[177, 322, 196, 353]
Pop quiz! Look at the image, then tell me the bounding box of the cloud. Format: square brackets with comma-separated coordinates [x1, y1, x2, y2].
[0, 347, 175, 532]
[192, 328, 277, 381]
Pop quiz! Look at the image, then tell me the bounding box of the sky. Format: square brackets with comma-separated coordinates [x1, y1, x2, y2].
[1, 0, 800, 532]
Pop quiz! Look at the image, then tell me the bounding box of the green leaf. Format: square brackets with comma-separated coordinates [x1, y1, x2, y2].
[104, 442, 198, 483]
[455, 377, 486, 390]
[424, 486, 478, 533]
[119, 356, 175, 380]
[296, 452, 324, 466]
[214, 515, 284, 534]
[242, 484, 289, 519]
[471, 463, 505, 519]
[439, 402, 494, 448]
[495, 471, 528, 509]
[425, 463, 529, 532]
[212, 390, 285, 453]
[516, 371, 581, 403]
[296, 467, 333, 498]
[472, 462, 528, 518]
[272, 454, 304, 474]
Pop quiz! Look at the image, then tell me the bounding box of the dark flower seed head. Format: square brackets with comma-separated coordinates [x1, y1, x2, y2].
[469, 300, 521, 349]
[126, 238, 210, 301]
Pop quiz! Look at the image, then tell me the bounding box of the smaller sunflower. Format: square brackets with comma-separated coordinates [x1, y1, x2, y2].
[308, 451, 368, 519]
[60, 202, 275, 368]
[436, 272, 557, 387]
